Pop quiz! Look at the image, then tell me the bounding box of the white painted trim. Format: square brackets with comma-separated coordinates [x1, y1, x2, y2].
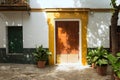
[79, 20, 82, 65]
[54, 19, 82, 64]
[6, 26, 8, 55]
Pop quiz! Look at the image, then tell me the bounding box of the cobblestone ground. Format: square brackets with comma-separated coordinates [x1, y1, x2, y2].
[0, 63, 111, 80]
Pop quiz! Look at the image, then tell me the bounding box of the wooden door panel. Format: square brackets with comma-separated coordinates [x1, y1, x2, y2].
[56, 21, 79, 63]
[8, 26, 23, 54]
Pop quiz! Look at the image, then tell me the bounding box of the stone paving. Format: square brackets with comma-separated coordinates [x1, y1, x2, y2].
[0, 63, 111, 80]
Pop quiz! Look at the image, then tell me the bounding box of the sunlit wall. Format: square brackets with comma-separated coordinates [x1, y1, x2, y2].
[30, 0, 111, 8]
[87, 12, 111, 48]
[88, 12, 120, 48]
[0, 12, 48, 48]
[0, 0, 120, 49]
[23, 12, 48, 48]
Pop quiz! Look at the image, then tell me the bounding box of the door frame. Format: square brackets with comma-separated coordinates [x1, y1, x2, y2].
[54, 19, 82, 64]
[6, 26, 23, 55]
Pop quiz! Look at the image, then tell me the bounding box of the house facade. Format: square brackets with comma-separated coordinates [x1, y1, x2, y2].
[0, 0, 120, 65]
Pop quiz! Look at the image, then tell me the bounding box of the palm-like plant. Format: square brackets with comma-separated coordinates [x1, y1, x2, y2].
[33, 45, 51, 62]
[108, 52, 120, 78]
[92, 46, 109, 66]
[87, 49, 97, 65]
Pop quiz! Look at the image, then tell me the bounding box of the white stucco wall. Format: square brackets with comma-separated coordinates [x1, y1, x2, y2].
[87, 12, 111, 48]
[0, 12, 48, 48]
[0, 1, 120, 48]
[23, 12, 48, 48]
[0, 14, 6, 48]
[30, 0, 111, 8]
[87, 12, 120, 48]
[28, 0, 120, 48]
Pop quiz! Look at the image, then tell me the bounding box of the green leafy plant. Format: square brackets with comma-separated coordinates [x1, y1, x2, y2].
[87, 49, 97, 65]
[90, 46, 109, 76]
[108, 52, 120, 78]
[92, 46, 109, 66]
[32, 45, 51, 62]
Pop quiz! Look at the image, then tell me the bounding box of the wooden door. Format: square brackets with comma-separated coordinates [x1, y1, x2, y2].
[55, 21, 79, 64]
[7, 26, 23, 54]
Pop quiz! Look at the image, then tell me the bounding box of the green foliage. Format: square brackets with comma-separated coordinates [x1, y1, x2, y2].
[87, 49, 97, 65]
[111, 0, 116, 4]
[92, 46, 109, 66]
[108, 53, 120, 78]
[87, 46, 109, 66]
[32, 45, 51, 62]
[110, 0, 117, 8]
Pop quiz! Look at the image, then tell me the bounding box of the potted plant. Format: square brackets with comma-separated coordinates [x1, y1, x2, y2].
[32, 45, 51, 68]
[108, 52, 120, 80]
[92, 46, 109, 76]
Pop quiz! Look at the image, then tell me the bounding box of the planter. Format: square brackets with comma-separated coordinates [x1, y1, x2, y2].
[32, 45, 51, 68]
[114, 74, 120, 80]
[92, 63, 96, 69]
[37, 61, 46, 68]
[96, 65, 107, 76]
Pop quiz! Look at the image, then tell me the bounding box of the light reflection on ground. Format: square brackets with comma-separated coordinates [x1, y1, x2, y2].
[55, 63, 90, 71]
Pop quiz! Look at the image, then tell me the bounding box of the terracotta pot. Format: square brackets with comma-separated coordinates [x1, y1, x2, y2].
[114, 74, 120, 80]
[37, 61, 46, 68]
[96, 65, 107, 76]
[92, 63, 96, 69]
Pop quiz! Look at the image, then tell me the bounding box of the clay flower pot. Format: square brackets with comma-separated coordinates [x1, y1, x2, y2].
[37, 61, 46, 68]
[96, 65, 107, 76]
[114, 74, 120, 80]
